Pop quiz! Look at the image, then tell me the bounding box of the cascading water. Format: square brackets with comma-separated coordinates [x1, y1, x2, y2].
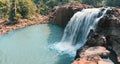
[51, 8, 110, 56]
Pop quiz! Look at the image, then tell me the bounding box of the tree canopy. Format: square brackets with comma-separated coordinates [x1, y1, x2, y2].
[0, 0, 10, 18]
[0, 0, 120, 23]
[9, 0, 37, 22]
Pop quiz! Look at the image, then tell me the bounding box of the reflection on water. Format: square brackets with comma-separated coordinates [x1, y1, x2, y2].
[0, 24, 73, 64]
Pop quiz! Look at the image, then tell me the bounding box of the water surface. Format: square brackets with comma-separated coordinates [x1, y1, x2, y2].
[0, 24, 73, 64]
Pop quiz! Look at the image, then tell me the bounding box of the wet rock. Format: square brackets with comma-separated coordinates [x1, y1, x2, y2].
[74, 33, 112, 64]
[86, 33, 107, 47]
[98, 8, 120, 28]
[72, 46, 111, 64]
[79, 46, 110, 58]
[72, 58, 112, 64]
[109, 35, 120, 63]
[97, 8, 120, 63]
[72, 58, 98, 64]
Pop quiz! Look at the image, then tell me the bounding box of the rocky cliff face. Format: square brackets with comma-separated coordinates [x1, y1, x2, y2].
[73, 8, 120, 64]
[50, 3, 120, 64]
[49, 3, 93, 27]
[73, 46, 111, 64]
[97, 8, 120, 63]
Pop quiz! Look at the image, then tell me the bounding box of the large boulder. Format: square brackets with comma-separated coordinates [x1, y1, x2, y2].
[98, 8, 120, 28]
[49, 3, 93, 27]
[97, 8, 120, 63]
[74, 33, 111, 64]
[79, 46, 110, 58]
[73, 46, 111, 64]
[86, 33, 107, 47]
[72, 58, 111, 64]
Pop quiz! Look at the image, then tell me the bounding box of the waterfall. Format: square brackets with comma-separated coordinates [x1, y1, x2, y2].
[51, 8, 110, 56]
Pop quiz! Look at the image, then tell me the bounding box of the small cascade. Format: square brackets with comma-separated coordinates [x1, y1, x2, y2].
[51, 8, 109, 56]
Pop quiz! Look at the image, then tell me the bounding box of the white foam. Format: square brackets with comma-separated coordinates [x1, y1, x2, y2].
[50, 42, 76, 57]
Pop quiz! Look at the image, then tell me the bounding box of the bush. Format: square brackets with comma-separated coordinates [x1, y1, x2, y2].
[14, 13, 22, 21]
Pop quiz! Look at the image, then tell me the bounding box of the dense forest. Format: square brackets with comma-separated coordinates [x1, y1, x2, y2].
[0, 0, 120, 23]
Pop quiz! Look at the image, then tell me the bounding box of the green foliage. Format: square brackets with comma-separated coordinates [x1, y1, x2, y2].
[34, 0, 82, 15]
[105, 0, 120, 7]
[9, 0, 16, 21]
[82, 0, 120, 7]
[9, 0, 37, 23]
[14, 13, 22, 21]
[34, 0, 58, 15]
[82, 0, 103, 6]
[18, 0, 37, 18]
[36, 0, 50, 15]
[18, 1, 29, 18]
[0, 0, 10, 18]
[46, 0, 58, 8]
[68, 0, 82, 3]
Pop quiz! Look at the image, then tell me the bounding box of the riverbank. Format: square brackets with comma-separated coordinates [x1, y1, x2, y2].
[0, 15, 49, 35]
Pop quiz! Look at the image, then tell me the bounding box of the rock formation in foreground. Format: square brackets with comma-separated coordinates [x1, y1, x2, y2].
[51, 3, 120, 64]
[73, 8, 120, 64]
[97, 8, 120, 63]
[73, 46, 111, 64]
